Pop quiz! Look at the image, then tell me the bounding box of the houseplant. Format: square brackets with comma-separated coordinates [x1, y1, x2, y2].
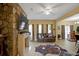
[76, 26, 79, 34]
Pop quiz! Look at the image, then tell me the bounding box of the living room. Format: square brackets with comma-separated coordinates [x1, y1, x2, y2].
[19, 3, 79, 56]
[0, 3, 79, 56]
[27, 20, 77, 56]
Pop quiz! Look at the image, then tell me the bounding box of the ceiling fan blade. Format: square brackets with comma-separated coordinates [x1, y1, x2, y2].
[49, 12, 55, 15]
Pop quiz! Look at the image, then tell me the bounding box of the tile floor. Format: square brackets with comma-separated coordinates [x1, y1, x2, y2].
[24, 39, 77, 56]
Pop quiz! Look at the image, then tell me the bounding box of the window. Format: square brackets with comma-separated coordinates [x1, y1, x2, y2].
[65, 25, 70, 39]
[48, 24, 52, 33]
[38, 24, 42, 33]
[29, 24, 32, 40]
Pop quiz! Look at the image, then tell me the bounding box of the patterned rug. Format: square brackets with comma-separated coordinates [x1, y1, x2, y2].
[35, 44, 72, 56]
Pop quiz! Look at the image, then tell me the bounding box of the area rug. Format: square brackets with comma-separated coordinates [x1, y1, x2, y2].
[35, 44, 72, 56]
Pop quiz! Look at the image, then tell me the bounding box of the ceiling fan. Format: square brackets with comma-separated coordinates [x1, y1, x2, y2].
[37, 3, 64, 15]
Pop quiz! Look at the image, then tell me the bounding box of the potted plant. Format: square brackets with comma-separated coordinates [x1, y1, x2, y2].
[76, 26, 79, 34]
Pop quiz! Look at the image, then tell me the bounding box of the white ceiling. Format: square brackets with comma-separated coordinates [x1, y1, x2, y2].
[19, 3, 79, 20]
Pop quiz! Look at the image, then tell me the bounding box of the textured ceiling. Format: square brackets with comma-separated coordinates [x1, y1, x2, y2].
[19, 3, 79, 20]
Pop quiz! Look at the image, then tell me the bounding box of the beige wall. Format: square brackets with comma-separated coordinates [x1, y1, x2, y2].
[29, 20, 56, 40]
[56, 20, 74, 34]
[56, 19, 79, 40]
[56, 20, 79, 33]
[29, 20, 56, 24]
[57, 6, 79, 35]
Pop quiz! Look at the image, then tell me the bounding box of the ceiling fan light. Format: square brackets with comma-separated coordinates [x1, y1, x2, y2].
[45, 11, 50, 15]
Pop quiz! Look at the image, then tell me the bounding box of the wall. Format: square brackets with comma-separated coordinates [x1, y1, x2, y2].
[56, 20, 74, 34]
[57, 6, 79, 37]
[29, 20, 56, 41]
[56, 19, 78, 40]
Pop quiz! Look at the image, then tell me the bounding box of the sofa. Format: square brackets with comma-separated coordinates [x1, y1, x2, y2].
[37, 33, 56, 42]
